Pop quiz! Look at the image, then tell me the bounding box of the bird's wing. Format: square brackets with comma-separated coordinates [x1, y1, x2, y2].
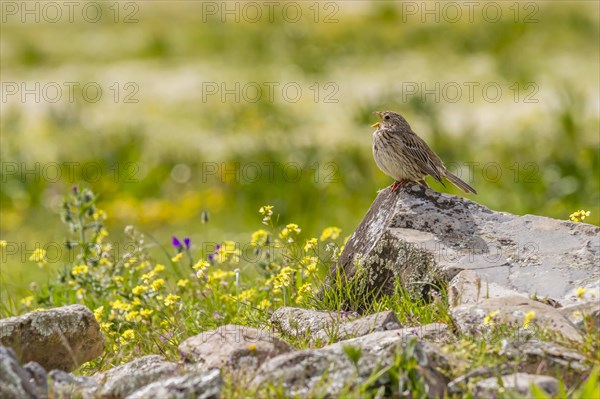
[402, 132, 446, 185]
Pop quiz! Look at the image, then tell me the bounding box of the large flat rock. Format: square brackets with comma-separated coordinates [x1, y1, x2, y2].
[331, 184, 599, 304]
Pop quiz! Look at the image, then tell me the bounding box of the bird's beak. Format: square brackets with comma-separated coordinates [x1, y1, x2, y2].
[371, 111, 382, 128]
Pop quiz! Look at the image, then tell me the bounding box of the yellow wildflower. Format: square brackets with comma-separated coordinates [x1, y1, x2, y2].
[296, 283, 313, 303]
[259, 205, 274, 225]
[569, 210, 590, 223]
[164, 294, 180, 307]
[153, 264, 166, 273]
[171, 253, 183, 263]
[110, 299, 132, 312]
[216, 241, 241, 264]
[304, 238, 318, 251]
[132, 297, 142, 307]
[237, 288, 257, 302]
[112, 276, 124, 284]
[248, 344, 257, 352]
[71, 265, 89, 276]
[483, 310, 500, 325]
[251, 229, 270, 247]
[273, 267, 294, 289]
[280, 223, 301, 243]
[124, 257, 137, 268]
[142, 271, 156, 283]
[140, 308, 154, 318]
[208, 269, 235, 283]
[29, 248, 47, 267]
[92, 209, 106, 220]
[193, 260, 210, 271]
[20, 296, 34, 307]
[132, 285, 149, 296]
[96, 228, 109, 243]
[258, 299, 272, 310]
[320, 226, 341, 241]
[120, 329, 135, 343]
[100, 322, 112, 331]
[93, 306, 104, 321]
[523, 311, 536, 329]
[125, 310, 140, 322]
[151, 278, 165, 291]
[176, 279, 189, 288]
[576, 287, 586, 300]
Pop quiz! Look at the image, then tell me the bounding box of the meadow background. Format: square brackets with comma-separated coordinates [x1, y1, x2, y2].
[1, 1, 599, 306]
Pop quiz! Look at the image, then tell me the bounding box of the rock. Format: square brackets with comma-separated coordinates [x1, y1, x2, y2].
[474, 373, 558, 398]
[0, 304, 104, 371]
[450, 296, 582, 341]
[558, 301, 600, 331]
[125, 369, 222, 399]
[23, 362, 48, 399]
[0, 346, 38, 399]
[502, 340, 589, 382]
[272, 307, 401, 344]
[331, 185, 599, 304]
[448, 269, 527, 307]
[95, 355, 180, 399]
[179, 325, 291, 371]
[48, 370, 98, 399]
[252, 325, 450, 397]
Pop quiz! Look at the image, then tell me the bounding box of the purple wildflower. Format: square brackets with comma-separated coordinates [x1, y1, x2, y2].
[184, 237, 191, 249]
[213, 311, 222, 319]
[72, 185, 78, 194]
[172, 236, 182, 248]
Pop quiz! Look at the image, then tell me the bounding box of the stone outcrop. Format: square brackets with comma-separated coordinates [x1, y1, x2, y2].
[0, 304, 104, 372]
[272, 307, 401, 344]
[179, 324, 291, 371]
[331, 184, 599, 305]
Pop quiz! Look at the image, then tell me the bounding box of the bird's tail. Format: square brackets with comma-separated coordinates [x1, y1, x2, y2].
[445, 172, 477, 194]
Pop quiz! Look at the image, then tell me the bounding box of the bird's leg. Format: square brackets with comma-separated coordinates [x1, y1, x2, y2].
[390, 180, 408, 192]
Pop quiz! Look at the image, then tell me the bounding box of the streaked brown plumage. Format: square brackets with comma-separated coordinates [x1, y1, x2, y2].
[371, 111, 477, 194]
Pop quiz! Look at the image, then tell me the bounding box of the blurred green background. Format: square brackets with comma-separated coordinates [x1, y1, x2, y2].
[1, 1, 599, 300]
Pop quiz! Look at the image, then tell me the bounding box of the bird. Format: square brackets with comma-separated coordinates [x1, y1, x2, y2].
[371, 111, 477, 194]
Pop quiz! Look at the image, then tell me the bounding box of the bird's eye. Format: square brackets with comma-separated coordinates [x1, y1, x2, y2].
[384, 115, 390, 120]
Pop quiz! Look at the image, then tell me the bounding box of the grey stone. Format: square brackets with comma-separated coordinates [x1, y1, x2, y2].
[0, 346, 38, 399]
[125, 369, 222, 399]
[272, 307, 401, 344]
[502, 340, 589, 379]
[252, 325, 450, 397]
[451, 296, 582, 341]
[558, 301, 600, 331]
[95, 355, 180, 399]
[48, 370, 98, 399]
[448, 269, 527, 307]
[331, 185, 599, 304]
[474, 373, 559, 398]
[23, 362, 48, 399]
[0, 304, 104, 371]
[179, 324, 291, 371]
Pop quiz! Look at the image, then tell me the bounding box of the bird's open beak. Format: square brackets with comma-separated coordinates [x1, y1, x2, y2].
[371, 111, 382, 128]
